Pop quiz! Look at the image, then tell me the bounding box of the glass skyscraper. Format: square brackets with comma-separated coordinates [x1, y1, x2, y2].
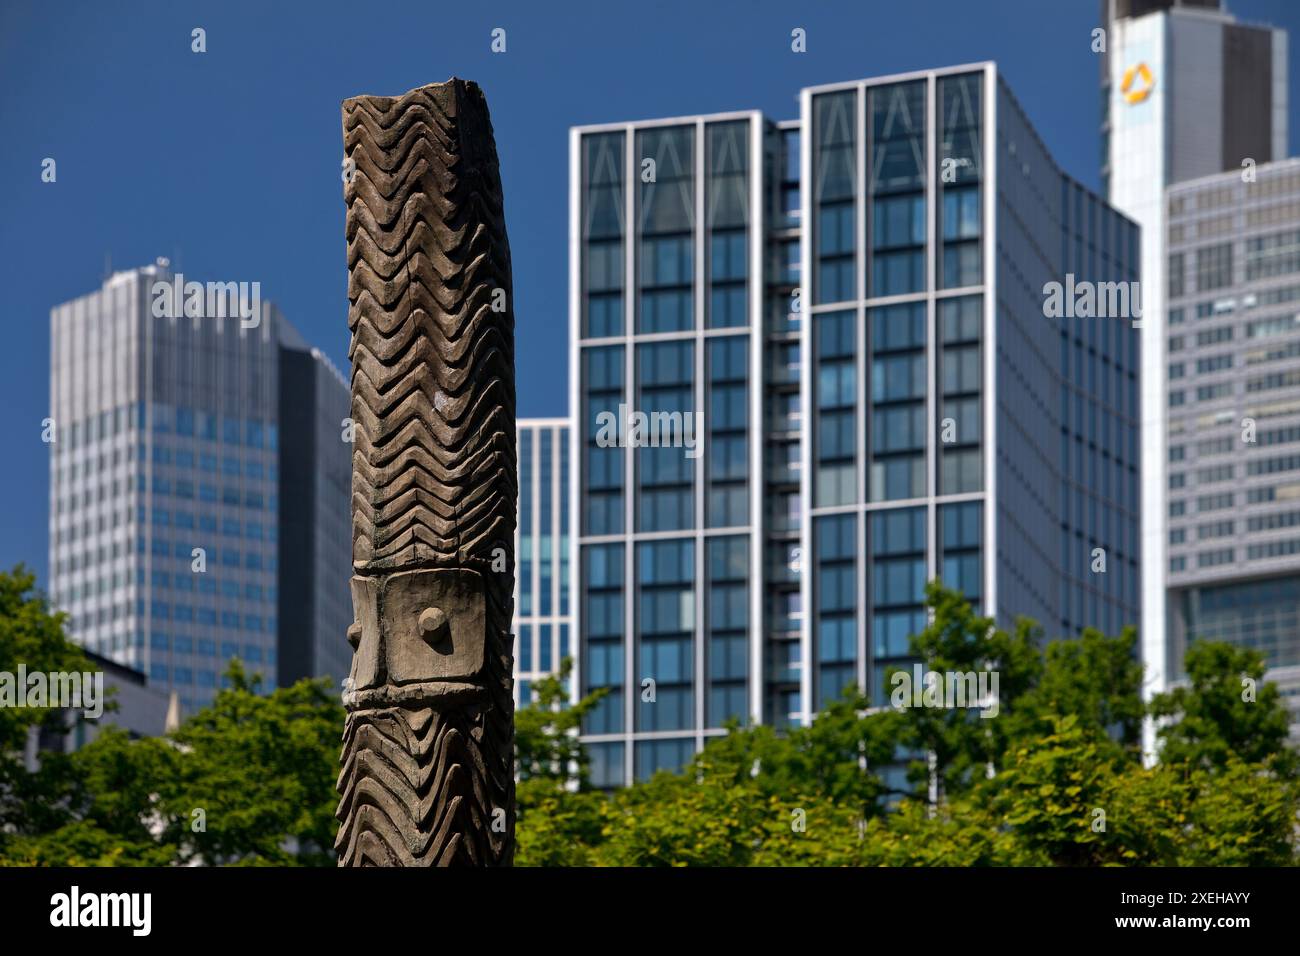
[48, 262, 352, 715]
[571, 63, 1142, 787]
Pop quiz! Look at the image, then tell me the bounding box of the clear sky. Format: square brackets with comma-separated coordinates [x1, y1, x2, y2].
[3, 0, 1299, 583]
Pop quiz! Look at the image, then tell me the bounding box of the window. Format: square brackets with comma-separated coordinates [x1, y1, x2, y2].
[637, 539, 695, 732]
[582, 544, 624, 736]
[1195, 243, 1233, 292]
[638, 126, 695, 332]
[815, 311, 856, 506]
[815, 514, 856, 707]
[1168, 252, 1185, 298]
[706, 121, 749, 329]
[937, 297, 982, 495]
[707, 336, 748, 528]
[582, 132, 625, 338]
[583, 346, 624, 535]
[938, 73, 983, 290]
[813, 91, 857, 304]
[707, 535, 748, 726]
[636, 341, 694, 531]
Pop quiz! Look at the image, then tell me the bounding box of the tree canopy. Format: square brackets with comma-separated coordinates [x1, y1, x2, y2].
[0, 566, 1295, 867]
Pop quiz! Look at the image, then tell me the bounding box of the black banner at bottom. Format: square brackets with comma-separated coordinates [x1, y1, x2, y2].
[0, 866, 1284, 942]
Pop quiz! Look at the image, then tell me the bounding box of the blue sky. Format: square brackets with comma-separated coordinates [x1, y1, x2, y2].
[3, 0, 1299, 583]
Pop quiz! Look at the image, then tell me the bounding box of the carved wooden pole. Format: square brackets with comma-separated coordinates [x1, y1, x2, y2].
[335, 79, 516, 866]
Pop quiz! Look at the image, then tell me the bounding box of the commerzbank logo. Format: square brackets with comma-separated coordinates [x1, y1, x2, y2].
[1121, 62, 1155, 104]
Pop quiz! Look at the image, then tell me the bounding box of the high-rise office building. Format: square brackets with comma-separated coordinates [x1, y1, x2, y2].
[48, 262, 352, 715]
[1165, 157, 1300, 735]
[512, 418, 573, 708]
[1101, 0, 1288, 722]
[571, 63, 1142, 787]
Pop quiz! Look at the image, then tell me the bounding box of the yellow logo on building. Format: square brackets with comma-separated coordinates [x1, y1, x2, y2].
[1121, 63, 1155, 104]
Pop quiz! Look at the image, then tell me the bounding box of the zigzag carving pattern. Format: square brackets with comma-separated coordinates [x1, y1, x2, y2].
[344, 79, 516, 571]
[336, 79, 516, 867]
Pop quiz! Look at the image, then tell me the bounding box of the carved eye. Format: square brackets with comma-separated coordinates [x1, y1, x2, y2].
[347, 622, 362, 649]
[417, 606, 450, 645]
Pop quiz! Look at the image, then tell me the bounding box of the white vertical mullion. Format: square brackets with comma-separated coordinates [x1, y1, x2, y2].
[531, 426, 541, 675]
[142, 277, 155, 679]
[926, 74, 939, 588]
[623, 124, 637, 787]
[983, 65, 998, 620]
[551, 424, 561, 678]
[748, 112, 765, 727]
[567, 128, 582, 713]
[694, 118, 707, 752]
[855, 83, 869, 695]
[798, 88, 813, 727]
[512, 425, 522, 695]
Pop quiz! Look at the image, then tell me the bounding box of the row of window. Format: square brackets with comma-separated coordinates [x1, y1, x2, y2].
[581, 336, 752, 536]
[581, 535, 752, 735]
[151, 510, 273, 539]
[149, 570, 273, 601]
[812, 75, 984, 307]
[813, 503, 981, 708]
[54, 403, 277, 452]
[580, 122, 755, 338]
[516, 622, 571, 675]
[1172, 424, 1300, 463]
[1168, 487, 1294, 517]
[813, 296, 983, 508]
[149, 601, 273, 631]
[1169, 384, 1234, 406]
[148, 664, 269, 688]
[57, 476, 277, 513]
[1170, 541, 1300, 572]
[147, 537, 273, 570]
[150, 632, 271, 661]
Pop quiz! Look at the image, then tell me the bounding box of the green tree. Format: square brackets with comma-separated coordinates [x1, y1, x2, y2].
[687, 687, 899, 818]
[1008, 626, 1145, 762]
[1150, 640, 1294, 772]
[159, 661, 343, 865]
[0, 566, 104, 860]
[513, 658, 611, 866]
[0, 566, 92, 753]
[890, 582, 1043, 801]
[3, 730, 178, 866]
[2, 657, 344, 866]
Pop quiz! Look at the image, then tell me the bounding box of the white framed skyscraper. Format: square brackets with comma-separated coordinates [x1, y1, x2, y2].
[569, 111, 772, 787]
[801, 64, 1141, 718]
[571, 64, 1143, 789]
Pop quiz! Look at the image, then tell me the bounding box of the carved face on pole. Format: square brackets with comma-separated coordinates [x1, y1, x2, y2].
[335, 79, 517, 867]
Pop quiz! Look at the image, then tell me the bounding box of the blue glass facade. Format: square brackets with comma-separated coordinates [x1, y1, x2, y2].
[570, 64, 1141, 786]
[512, 419, 572, 708]
[574, 114, 766, 786]
[49, 266, 351, 715]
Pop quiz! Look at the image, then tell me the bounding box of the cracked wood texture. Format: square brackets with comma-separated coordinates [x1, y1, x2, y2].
[336, 78, 517, 867]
